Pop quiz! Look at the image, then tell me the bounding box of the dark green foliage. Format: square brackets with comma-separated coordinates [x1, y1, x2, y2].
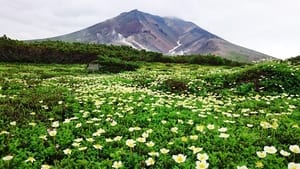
[0, 36, 161, 64]
[287, 55, 300, 64]
[175, 54, 244, 66]
[145, 54, 245, 66]
[159, 79, 188, 93]
[236, 83, 255, 95]
[0, 36, 244, 66]
[96, 56, 140, 73]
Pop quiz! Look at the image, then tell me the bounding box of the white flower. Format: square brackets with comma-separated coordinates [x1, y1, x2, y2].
[237, 166, 248, 169]
[160, 148, 170, 154]
[72, 142, 80, 147]
[112, 161, 123, 168]
[181, 137, 188, 142]
[172, 154, 186, 163]
[142, 132, 149, 138]
[264, 146, 277, 154]
[86, 138, 95, 142]
[93, 144, 103, 150]
[78, 147, 87, 151]
[207, 124, 215, 130]
[0, 130, 9, 135]
[218, 127, 227, 132]
[256, 151, 267, 158]
[113, 136, 122, 141]
[48, 129, 57, 137]
[75, 123, 82, 128]
[161, 120, 167, 124]
[41, 164, 51, 169]
[289, 145, 300, 154]
[145, 157, 155, 166]
[168, 141, 174, 145]
[146, 129, 153, 133]
[271, 121, 279, 129]
[97, 128, 106, 133]
[63, 118, 71, 124]
[148, 151, 159, 157]
[146, 141, 155, 147]
[178, 119, 183, 124]
[171, 127, 178, 133]
[111, 121, 117, 126]
[197, 153, 209, 161]
[288, 162, 300, 169]
[51, 121, 59, 128]
[126, 139, 136, 148]
[106, 138, 113, 142]
[63, 148, 72, 155]
[219, 133, 230, 138]
[246, 124, 253, 128]
[86, 120, 94, 124]
[93, 128, 106, 136]
[136, 137, 146, 143]
[196, 160, 209, 169]
[2, 155, 13, 161]
[39, 135, 48, 140]
[134, 127, 141, 131]
[188, 146, 203, 154]
[260, 121, 271, 129]
[190, 135, 198, 140]
[187, 120, 194, 125]
[256, 161, 264, 168]
[25, 157, 36, 163]
[74, 138, 83, 142]
[280, 150, 291, 157]
[29, 122, 37, 126]
[10, 121, 16, 126]
[196, 125, 205, 132]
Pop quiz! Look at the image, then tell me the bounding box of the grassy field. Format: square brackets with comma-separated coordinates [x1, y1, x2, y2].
[0, 62, 299, 169]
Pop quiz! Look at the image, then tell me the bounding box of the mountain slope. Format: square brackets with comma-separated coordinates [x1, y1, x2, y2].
[44, 9, 273, 62]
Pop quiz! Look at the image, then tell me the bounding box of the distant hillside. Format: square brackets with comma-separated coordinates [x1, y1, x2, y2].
[39, 9, 274, 62]
[0, 36, 243, 66]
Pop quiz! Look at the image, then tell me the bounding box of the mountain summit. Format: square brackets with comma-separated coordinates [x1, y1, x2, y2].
[45, 9, 272, 62]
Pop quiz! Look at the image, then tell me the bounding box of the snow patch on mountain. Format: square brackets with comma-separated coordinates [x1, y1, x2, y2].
[115, 33, 150, 51]
[168, 41, 182, 55]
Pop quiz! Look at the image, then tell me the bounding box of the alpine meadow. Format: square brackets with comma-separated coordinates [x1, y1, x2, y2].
[1, 6, 300, 169]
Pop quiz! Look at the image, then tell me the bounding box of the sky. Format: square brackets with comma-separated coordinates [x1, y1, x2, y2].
[1, 0, 299, 59]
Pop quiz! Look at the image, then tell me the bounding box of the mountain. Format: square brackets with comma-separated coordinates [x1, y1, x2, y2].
[42, 9, 273, 62]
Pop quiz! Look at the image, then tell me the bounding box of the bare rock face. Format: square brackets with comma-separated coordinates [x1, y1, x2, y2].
[45, 9, 273, 62]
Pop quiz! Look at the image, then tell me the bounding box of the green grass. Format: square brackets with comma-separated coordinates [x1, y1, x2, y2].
[0, 62, 299, 169]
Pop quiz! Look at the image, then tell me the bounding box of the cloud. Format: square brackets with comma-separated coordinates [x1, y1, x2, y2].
[0, 0, 299, 58]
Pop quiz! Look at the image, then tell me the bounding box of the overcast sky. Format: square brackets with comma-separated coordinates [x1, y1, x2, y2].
[1, 0, 299, 59]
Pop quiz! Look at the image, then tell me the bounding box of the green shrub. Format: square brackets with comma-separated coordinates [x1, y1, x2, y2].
[96, 56, 140, 73]
[159, 79, 188, 93]
[287, 55, 300, 64]
[236, 83, 255, 95]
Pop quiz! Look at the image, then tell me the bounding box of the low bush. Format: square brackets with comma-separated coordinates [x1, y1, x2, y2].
[159, 79, 188, 93]
[287, 55, 300, 64]
[96, 56, 140, 73]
